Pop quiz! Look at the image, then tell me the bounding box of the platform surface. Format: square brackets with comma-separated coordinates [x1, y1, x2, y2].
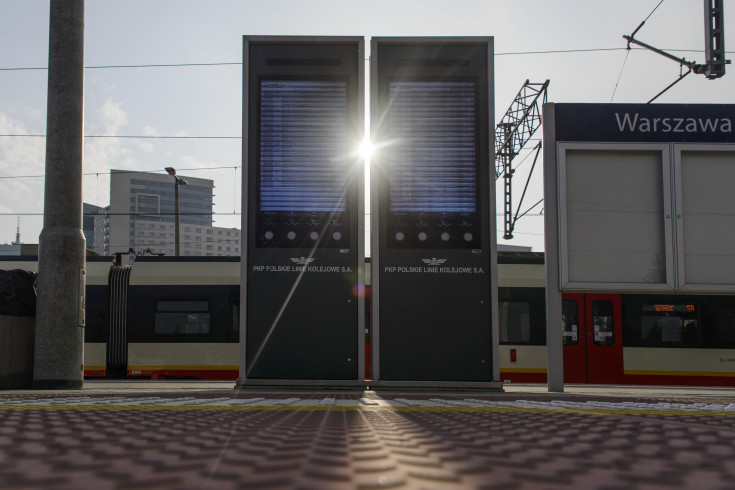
[1, 381, 734, 489]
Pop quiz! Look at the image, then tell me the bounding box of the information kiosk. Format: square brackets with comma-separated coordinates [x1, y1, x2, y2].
[370, 37, 498, 382]
[240, 37, 364, 381]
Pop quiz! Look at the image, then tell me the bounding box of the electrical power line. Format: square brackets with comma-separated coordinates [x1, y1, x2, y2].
[610, 48, 632, 102]
[0, 134, 241, 139]
[0, 46, 714, 72]
[0, 166, 242, 180]
[0, 62, 242, 71]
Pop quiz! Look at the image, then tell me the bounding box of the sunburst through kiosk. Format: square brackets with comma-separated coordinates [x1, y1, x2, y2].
[239, 37, 364, 383]
[370, 38, 499, 384]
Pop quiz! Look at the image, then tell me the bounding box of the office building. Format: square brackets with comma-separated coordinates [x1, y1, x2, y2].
[94, 169, 240, 257]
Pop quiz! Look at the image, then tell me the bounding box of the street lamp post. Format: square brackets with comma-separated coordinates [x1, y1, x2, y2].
[165, 167, 188, 256]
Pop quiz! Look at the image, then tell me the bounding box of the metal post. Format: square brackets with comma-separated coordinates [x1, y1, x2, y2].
[34, 0, 86, 389]
[166, 167, 187, 256]
[174, 180, 180, 256]
[542, 103, 564, 393]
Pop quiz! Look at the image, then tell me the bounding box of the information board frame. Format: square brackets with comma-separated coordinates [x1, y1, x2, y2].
[673, 143, 735, 292]
[557, 142, 676, 292]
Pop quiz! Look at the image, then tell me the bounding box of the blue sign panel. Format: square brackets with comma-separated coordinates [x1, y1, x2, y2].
[554, 104, 735, 143]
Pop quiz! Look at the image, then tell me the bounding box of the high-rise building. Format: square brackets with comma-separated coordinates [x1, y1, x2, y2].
[94, 169, 240, 257]
[83, 203, 103, 250]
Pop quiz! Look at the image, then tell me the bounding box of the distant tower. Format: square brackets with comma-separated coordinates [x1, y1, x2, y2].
[12, 217, 21, 245]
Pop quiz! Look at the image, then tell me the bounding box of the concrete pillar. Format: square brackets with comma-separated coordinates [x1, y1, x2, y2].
[542, 104, 564, 393]
[34, 0, 86, 389]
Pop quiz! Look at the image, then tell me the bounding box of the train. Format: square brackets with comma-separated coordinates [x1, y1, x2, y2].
[2, 252, 734, 386]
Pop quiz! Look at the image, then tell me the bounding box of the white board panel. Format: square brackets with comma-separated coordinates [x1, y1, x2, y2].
[677, 147, 735, 289]
[560, 146, 673, 289]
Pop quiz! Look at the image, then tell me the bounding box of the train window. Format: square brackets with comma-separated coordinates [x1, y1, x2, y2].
[639, 303, 699, 347]
[716, 304, 735, 347]
[155, 301, 210, 335]
[592, 300, 614, 346]
[232, 301, 240, 341]
[562, 300, 579, 346]
[499, 302, 531, 343]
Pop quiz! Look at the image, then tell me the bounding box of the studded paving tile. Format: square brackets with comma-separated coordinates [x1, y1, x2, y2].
[0, 392, 734, 489]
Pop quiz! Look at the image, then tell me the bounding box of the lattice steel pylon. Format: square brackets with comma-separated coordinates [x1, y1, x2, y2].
[495, 79, 549, 239]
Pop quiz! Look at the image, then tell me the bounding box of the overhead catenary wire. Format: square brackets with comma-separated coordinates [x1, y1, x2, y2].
[0, 45, 714, 71]
[610, 48, 632, 102]
[612, 0, 666, 102]
[0, 134, 241, 139]
[0, 166, 242, 180]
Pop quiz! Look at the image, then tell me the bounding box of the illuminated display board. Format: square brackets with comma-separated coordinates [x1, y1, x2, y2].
[259, 79, 348, 212]
[384, 79, 480, 249]
[387, 80, 477, 213]
[643, 304, 696, 313]
[257, 78, 351, 248]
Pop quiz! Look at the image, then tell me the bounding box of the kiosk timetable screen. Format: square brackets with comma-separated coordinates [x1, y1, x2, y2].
[258, 79, 350, 248]
[386, 80, 479, 249]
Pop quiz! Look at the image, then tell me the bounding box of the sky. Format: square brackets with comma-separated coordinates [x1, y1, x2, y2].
[1, 0, 734, 252]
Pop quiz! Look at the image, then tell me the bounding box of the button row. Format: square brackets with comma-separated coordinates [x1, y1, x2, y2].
[264, 230, 342, 241]
[395, 231, 473, 242]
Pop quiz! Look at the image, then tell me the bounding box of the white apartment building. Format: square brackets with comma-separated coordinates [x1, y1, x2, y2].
[94, 169, 241, 257]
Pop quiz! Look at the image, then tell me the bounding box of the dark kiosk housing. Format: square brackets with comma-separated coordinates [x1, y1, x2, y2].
[240, 37, 365, 382]
[370, 37, 498, 382]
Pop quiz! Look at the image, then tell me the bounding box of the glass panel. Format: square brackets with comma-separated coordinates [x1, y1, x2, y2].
[592, 300, 615, 346]
[565, 150, 666, 284]
[562, 300, 579, 346]
[155, 301, 210, 335]
[259, 80, 348, 213]
[157, 301, 208, 312]
[639, 303, 699, 347]
[257, 79, 350, 249]
[385, 80, 480, 249]
[155, 312, 211, 335]
[717, 304, 735, 347]
[499, 301, 530, 343]
[680, 151, 735, 285]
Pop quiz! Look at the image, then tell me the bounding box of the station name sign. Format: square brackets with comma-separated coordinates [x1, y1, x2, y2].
[554, 103, 735, 143]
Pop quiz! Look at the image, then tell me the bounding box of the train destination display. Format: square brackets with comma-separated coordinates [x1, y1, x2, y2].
[386, 80, 479, 249]
[258, 79, 350, 248]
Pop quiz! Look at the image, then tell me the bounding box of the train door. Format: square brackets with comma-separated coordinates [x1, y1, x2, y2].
[584, 294, 623, 383]
[562, 294, 586, 383]
[562, 293, 623, 384]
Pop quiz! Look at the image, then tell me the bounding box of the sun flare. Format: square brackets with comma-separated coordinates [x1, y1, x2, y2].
[357, 139, 375, 160]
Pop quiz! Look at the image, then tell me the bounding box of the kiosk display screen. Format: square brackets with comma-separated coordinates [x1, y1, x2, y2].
[385, 80, 480, 249]
[257, 79, 351, 248]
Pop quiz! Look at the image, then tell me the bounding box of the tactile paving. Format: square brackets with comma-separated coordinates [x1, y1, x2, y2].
[1, 391, 734, 488]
